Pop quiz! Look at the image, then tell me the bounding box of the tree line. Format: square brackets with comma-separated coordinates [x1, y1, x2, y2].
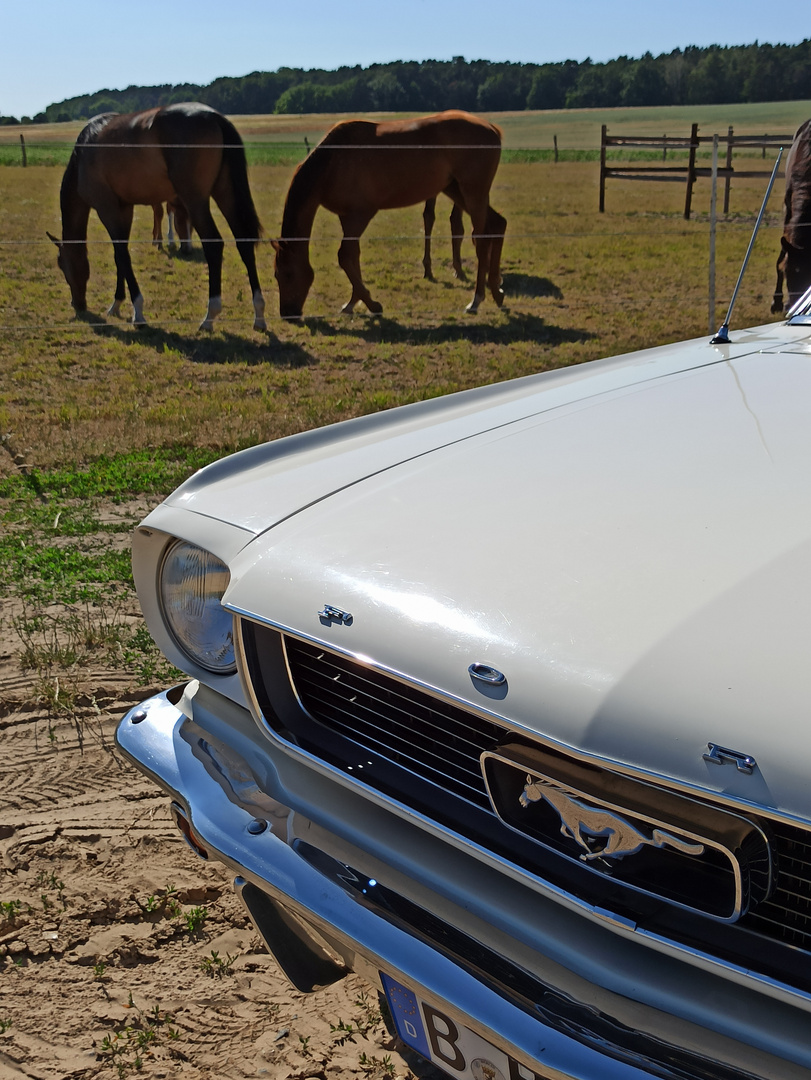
[3, 41, 810, 126]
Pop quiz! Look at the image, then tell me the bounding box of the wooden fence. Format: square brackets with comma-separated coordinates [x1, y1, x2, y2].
[599, 125, 794, 218]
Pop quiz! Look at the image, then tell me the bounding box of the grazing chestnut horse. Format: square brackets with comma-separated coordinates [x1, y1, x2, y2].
[272, 110, 506, 318]
[151, 199, 193, 253]
[772, 119, 811, 314]
[49, 103, 266, 330]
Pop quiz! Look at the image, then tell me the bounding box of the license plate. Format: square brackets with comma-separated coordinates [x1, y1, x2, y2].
[380, 973, 544, 1080]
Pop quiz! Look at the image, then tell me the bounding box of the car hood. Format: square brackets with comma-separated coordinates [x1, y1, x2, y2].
[220, 344, 811, 817]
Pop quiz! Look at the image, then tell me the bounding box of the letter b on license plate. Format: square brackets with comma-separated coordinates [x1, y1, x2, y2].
[380, 973, 544, 1080]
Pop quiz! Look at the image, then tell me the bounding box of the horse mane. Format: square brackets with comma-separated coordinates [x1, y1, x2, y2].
[281, 145, 335, 236]
[76, 112, 118, 146]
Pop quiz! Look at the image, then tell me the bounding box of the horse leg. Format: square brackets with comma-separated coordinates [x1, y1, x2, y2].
[98, 204, 145, 324]
[449, 203, 466, 281]
[174, 202, 193, 255]
[466, 208, 491, 314]
[186, 202, 225, 330]
[235, 236, 267, 331]
[772, 246, 787, 314]
[486, 206, 507, 307]
[423, 198, 436, 280]
[151, 204, 164, 249]
[207, 187, 266, 330]
[443, 181, 488, 312]
[338, 212, 380, 314]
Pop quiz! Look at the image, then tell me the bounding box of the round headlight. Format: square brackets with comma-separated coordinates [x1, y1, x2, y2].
[159, 540, 236, 674]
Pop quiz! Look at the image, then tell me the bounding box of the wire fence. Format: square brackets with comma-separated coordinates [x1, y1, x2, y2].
[0, 132, 798, 337]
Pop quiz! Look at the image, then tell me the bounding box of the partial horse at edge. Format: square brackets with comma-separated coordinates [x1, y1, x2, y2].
[772, 118, 811, 314]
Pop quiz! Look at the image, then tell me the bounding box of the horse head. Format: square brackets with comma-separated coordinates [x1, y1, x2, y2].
[272, 238, 314, 320]
[48, 231, 90, 312]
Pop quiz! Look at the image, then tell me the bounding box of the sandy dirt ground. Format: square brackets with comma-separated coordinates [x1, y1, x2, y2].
[0, 605, 445, 1080]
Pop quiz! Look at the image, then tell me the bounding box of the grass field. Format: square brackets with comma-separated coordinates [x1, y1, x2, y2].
[0, 102, 807, 680]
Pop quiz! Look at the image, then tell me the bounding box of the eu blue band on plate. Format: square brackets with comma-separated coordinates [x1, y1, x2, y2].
[380, 973, 431, 1059]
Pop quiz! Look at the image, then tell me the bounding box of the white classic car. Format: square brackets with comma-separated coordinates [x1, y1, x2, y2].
[118, 292, 811, 1080]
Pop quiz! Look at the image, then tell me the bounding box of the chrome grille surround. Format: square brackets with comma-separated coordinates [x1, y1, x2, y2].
[239, 619, 811, 997]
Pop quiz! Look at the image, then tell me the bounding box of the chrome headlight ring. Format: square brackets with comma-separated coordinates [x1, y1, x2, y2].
[158, 539, 236, 675]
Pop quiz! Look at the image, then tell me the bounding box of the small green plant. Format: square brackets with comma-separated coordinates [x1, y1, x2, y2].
[353, 991, 383, 1036]
[359, 1052, 395, 1076]
[299, 1034, 311, 1051]
[329, 1018, 357, 1046]
[199, 949, 236, 978]
[183, 905, 208, 937]
[97, 1002, 175, 1077]
[93, 961, 107, 980]
[0, 900, 22, 926]
[0, 1018, 12, 1034]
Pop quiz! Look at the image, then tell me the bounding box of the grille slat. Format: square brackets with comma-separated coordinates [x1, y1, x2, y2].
[256, 631, 811, 980]
[288, 637, 499, 806]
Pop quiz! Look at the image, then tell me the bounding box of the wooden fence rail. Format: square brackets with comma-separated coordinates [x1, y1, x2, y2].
[599, 125, 793, 218]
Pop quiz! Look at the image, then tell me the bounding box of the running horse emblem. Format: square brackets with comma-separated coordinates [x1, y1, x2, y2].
[519, 775, 705, 862]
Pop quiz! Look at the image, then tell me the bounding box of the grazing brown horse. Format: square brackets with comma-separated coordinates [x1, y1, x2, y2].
[272, 110, 506, 318]
[772, 119, 811, 314]
[151, 199, 193, 253]
[49, 103, 266, 330]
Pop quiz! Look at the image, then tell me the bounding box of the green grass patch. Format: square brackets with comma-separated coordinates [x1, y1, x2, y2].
[0, 447, 222, 502]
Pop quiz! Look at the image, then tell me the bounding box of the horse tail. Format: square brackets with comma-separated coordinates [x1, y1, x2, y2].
[214, 114, 264, 242]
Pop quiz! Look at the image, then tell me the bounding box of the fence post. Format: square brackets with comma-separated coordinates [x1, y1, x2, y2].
[709, 134, 718, 335]
[20, 134, 26, 167]
[684, 123, 698, 219]
[599, 125, 607, 212]
[554, 134, 558, 163]
[723, 125, 733, 214]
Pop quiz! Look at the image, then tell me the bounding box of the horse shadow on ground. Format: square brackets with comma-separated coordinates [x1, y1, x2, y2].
[500, 272, 563, 300]
[308, 309, 592, 350]
[83, 314, 316, 369]
[157, 246, 207, 265]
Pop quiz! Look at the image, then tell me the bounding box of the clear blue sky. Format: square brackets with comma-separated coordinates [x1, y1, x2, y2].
[2, 0, 806, 118]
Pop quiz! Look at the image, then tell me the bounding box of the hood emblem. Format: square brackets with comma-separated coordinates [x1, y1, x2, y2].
[703, 743, 757, 774]
[520, 774, 705, 862]
[468, 663, 506, 686]
[318, 605, 353, 626]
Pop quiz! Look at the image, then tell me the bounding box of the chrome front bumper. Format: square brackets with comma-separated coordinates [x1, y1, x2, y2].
[116, 686, 810, 1080]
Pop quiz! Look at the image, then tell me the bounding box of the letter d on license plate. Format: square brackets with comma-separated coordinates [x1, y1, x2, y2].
[380, 973, 544, 1080]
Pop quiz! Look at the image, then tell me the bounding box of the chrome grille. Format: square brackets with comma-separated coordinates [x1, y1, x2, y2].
[244, 628, 811, 985]
[285, 635, 502, 810]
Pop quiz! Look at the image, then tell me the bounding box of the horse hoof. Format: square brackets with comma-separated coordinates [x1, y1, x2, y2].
[254, 318, 268, 332]
[367, 300, 383, 315]
[199, 318, 214, 331]
[340, 303, 357, 315]
[494, 289, 505, 308]
[465, 298, 482, 314]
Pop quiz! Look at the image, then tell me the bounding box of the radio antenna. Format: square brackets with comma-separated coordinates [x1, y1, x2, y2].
[711, 147, 783, 345]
